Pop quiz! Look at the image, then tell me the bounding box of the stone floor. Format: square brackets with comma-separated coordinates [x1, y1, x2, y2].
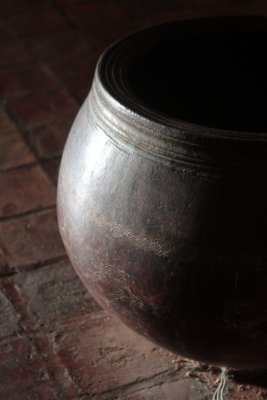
[1, 1, 267, 399]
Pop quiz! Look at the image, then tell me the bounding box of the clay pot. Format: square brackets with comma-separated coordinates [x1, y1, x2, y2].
[57, 17, 267, 369]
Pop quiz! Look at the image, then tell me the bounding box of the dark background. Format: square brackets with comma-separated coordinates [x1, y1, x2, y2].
[0, 1, 267, 399]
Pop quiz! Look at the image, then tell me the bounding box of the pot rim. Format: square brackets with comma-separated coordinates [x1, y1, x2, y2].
[96, 15, 267, 142]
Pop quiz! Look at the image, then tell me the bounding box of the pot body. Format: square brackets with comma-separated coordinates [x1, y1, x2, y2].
[58, 18, 267, 369]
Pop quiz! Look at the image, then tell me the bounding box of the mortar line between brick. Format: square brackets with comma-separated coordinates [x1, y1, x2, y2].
[0, 160, 38, 173]
[54, 3, 79, 32]
[3, 78, 75, 189]
[1, 60, 69, 98]
[83, 368, 183, 399]
[3, 278, 78, 399]
[35, 335, 79, 399]
[98, 368, 212, 400]
[42, 60, 81, 106]
[2, 277, 38, 330]
[3, 96, 65, 175]
[0, 204, 56, 222]
[43, 65, 85, 104]
[0, 255, 68, 279]
[3, 98, 42, 163]
[0, 310, 109, 345]
[8, 26, 77, 41]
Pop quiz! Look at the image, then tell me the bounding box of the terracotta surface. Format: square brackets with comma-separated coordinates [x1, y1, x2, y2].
[1, 1, 267, 399]
[58, 17, 267, 370]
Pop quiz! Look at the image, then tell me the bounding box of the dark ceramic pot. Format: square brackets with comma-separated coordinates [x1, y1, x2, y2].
[57, 17, 267, 369]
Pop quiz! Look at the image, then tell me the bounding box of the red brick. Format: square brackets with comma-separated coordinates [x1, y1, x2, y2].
[116, 0, 267, 19]
[28, 116, 73, 159]
[0, 64, 58, 98]
[48, 52, 96, 102]
[0, 337, 61, 400]
[0, 1, 51, 17]
[0, 99, 35, 184]
[0, 39, 33, 67]
[0, 286, 20, 338]
[201, 2, 267, 16]
[0, 238, 9, 275]
[0, 20, 14, 38]
[136, 2, 267, 27]
[115, 0, 182, 22]
[65, 2, 127, 30]
[28, 30, 95, 61]
[14, 259, 100, 326]
[228, 381, 267, 400]
[73, 85, 90, 104]
[8, 9, 68, 37]
[0, 21, 7, 36]
[0, 209, 65, 271]
[0, 108, 15, 133]
[8, 88, 78, 129]
[49, 316, 181, 397]
[87, 19, 138, 49]
[187, 0, 267, 16]
[0, 165, 55, 218]
[56, 0, 91, 4]
[0, 128, 35, 171]
[138, 9, 197, 28]
[114, 0, 163, 17]
[119, 378, 210, 400]
[41, 158, 60, 185]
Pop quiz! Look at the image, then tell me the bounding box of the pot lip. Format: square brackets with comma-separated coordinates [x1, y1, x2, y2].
[96, 15, 267, 142]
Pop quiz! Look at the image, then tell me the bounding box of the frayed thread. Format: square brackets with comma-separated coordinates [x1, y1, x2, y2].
[212, 367, 228, 400]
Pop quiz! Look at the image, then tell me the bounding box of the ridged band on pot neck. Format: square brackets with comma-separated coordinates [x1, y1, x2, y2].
[88, 17, 267, 176]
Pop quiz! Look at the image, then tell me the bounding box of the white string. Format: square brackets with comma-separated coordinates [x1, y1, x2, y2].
[212, 367, 228, 400]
